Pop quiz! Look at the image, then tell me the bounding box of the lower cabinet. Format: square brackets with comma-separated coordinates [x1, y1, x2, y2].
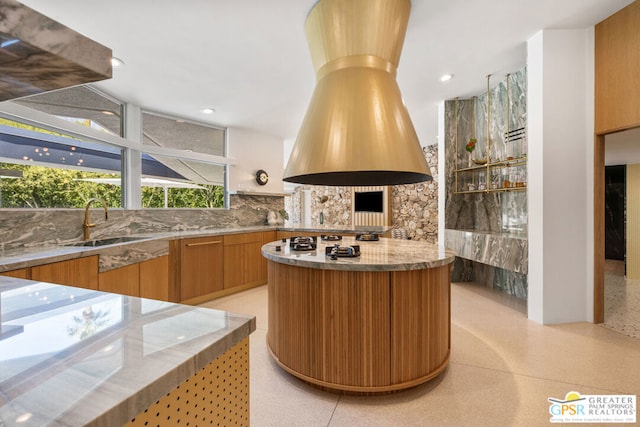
[262, 231, 277, 282]
[32, 256, 99, 290]
[98, 263, 140, 297]
[4, 229, 289, 304]
[98, 256, 170, 299]
[179, 236, 224, 302]
[276, 231, 292, 240]
[223, 232, 263, 290]
[140, 256, 170, 301]
[0, 268, 31, 279]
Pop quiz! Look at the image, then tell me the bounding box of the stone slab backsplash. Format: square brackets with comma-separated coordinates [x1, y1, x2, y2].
[0, 194, 283, 250]
[284, 144, 439, 243]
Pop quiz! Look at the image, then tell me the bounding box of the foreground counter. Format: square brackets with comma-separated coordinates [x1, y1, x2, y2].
[0, 276, 255, 427]
[262, 237, 455, 394]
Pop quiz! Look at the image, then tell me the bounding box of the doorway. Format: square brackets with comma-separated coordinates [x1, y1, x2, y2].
[596, 127, 640, 339]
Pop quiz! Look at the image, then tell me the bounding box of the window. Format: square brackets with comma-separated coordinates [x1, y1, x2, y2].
[14, 85, 123, 137]
[141, 111, 227, 208]
[0, 86, 230, 209]
[0, 120, 123, 208]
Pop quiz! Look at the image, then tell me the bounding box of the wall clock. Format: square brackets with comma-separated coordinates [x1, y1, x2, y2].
[256, 169, 269, 185]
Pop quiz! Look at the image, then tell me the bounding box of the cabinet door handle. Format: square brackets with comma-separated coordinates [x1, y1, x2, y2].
[185, 240, 222, 247]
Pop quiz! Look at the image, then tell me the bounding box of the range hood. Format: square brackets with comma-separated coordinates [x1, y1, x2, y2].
[0, 0, 112, 102]
[283, 0, 431, 186]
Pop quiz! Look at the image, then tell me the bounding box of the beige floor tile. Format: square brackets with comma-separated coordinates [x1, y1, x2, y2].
[450, 283, 640, 395]
[249, 329, 339, 427]
[331, 364, 622, 427]
[200, 285, 268, 330]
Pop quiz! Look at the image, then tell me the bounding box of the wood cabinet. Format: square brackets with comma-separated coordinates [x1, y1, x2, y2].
[140, 256, 170, 301]
[262, 231, 277, 282]
[97, 255, 170, 300]
[223, 232, 263, 290]
[99, 263, 139, 296]
[179, 236, 224, 302]
[276, 231, 292, 240]
[0, 268, 31, 279]
[32, 256, 99, 290]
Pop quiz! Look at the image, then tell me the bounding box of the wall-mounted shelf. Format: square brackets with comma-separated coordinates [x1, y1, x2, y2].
[453, 74, 527, 195]
[233, 190, 290, 197]
[454, 186, 526, 195]
[455, 155, 527, 194]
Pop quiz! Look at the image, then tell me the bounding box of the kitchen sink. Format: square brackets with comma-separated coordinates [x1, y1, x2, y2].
[63, 236, 149, 247]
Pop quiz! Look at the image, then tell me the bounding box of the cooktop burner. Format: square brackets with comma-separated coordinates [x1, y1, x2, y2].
[320, 234, 342, 241]
[325, 244, 361, 259]
[355, 233, 379, 241]
[290, 236, 317, 251]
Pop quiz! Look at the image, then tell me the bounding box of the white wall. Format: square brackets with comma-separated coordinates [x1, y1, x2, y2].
[227, 127, 285, 194]
[527, 29, 594, 324]
[437, 100, 446, 243]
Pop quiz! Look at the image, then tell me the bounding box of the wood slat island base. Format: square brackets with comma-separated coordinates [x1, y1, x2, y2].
[263, 237, 455, 394]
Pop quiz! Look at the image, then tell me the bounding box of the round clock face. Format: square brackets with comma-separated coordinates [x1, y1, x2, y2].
[256, 169, 269, 185]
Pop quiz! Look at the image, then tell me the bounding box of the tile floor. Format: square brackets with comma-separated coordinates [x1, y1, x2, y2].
[603, 259, 640, 339]
[201, 283, 640, 426]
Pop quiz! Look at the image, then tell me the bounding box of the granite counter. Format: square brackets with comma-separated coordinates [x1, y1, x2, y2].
[0, 276, 256, 426]
[262, 236, 455, 271]
[444, 228, 528, 274]
[0, 226, 276, 273]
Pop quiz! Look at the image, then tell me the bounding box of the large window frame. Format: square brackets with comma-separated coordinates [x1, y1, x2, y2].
[0, 89, 233, 209]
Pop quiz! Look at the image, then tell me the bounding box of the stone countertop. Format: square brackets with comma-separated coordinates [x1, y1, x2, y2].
[262, 236, 455, 272]
[0, 226, 277, 273]
[0, 275, 255, 427]
[446, 228, 528, 240]
[278, 224, 391, 234]
[444, 228, 528, 274]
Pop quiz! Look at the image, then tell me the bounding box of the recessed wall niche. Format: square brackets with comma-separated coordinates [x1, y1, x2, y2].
[444, 66, 528, 300]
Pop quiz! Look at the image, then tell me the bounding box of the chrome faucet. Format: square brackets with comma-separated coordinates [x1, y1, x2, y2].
[83, 198, 108, 240]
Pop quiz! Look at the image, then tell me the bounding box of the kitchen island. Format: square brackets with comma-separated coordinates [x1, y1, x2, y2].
[262, 236, 455, 393]
[0, 276, 255, 426]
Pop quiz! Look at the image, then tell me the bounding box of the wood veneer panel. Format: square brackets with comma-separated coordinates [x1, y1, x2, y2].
[595, 1, 640, 134]
[244, 241, 264, 285]
[268, 262, 390, 388]
[0, 268, 31, 279]
[180, 237, 224, 301]
[262, 231, 277, 281]
[594, 134, 605, 323]
[32, 256, 98, 290]
[98, 263, 140, 297]
[626, 164, 640, 279]
[390, 266, 450, 384]
[275, 231, 292, 240]
[223, 232, 262, 246]
[223, 243, 245, 289]
[320, 269, 390, 387]
[140, 256, 169, 301]
[224, 232, 265, 290]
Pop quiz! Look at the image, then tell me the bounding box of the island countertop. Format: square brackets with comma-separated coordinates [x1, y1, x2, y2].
[0, 276, 256, 427]
[262, 236, 455, 272]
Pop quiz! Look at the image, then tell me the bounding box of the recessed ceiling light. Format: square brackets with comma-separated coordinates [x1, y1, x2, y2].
[101, 110, 114, 116]
[440, 74, 453, 82]
[201, 107, 216, 114]
[111, 57, 124, 67]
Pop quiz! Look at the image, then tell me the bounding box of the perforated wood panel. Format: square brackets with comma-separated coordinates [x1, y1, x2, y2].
[127, 337, 249, 427]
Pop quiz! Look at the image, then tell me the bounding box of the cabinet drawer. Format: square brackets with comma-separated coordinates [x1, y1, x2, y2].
[223, 232, 262, 246]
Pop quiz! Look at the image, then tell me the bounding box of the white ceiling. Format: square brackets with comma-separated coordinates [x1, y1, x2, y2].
[20, 0, 634, 147]
[606, 128, 640, 166]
